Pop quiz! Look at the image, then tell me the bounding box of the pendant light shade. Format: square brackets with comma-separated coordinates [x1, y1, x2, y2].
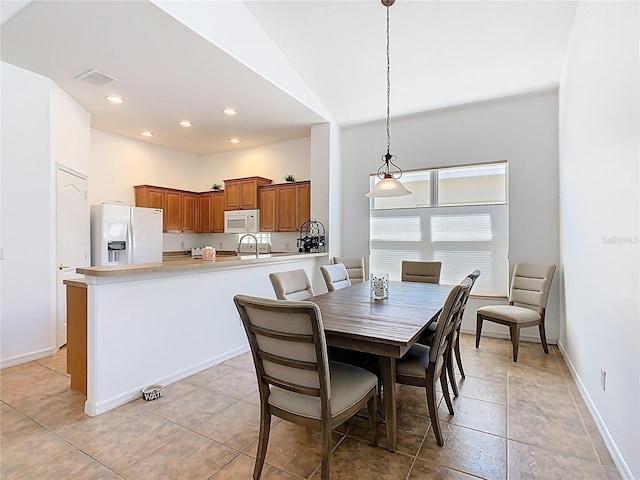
[366, 175, 411, 197]
[367, 0, 411, 198]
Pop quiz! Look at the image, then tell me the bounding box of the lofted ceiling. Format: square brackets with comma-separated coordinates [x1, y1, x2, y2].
[1, 0, 577, 156]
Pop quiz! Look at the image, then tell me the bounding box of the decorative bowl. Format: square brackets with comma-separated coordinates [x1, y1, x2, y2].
[141, 384, 164, 401]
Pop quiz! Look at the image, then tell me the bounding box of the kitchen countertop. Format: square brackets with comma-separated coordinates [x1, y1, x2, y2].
[76, 252, 327, 277]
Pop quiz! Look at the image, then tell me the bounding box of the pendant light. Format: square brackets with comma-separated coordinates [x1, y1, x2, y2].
[367, 0, 411, 198]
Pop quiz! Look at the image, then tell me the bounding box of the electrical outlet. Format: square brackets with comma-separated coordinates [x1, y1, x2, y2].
[600, 368, 607, 391]
[219, 242, 223, 249]
[285, 242, 290, 250]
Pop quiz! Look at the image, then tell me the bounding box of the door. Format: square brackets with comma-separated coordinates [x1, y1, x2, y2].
[56, 166, 89, 347]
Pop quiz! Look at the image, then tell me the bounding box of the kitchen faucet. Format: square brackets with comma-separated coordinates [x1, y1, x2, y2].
[237, 233, 259, 258]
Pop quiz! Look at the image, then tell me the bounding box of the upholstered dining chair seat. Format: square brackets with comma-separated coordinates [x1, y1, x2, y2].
[269, 361, 378, 420]
[477, 305, 541, 323]
[395, 344, 444, 379]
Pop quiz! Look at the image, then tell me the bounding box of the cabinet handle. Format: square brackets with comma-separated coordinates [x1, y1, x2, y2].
[59, 264, 69, 270]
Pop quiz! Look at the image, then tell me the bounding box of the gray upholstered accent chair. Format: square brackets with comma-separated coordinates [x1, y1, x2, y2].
[269, 269, 315, 301]
[476, 263, 556, 362]
[233, 295, 377, 480]
[320, 263, 351, 292]
[401, 260, 442, 284]
[394, 278, 471, 446]
[332, 256, 366, 284]
[419, 270, 480, 397]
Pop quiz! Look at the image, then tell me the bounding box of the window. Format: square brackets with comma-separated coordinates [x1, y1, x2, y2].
[369, 162, 508, 296]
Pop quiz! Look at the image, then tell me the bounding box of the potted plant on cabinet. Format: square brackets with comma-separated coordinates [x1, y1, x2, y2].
[211, 183, 222, 191]
[283, 174, 296, 183]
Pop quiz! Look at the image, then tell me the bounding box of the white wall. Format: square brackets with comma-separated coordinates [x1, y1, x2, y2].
[341, 92, 560, 340]
[1, 62, 90, 367]
[89, 129, 200, 205]
[198, 137, 311, 191]
[558, 2, 639, 478]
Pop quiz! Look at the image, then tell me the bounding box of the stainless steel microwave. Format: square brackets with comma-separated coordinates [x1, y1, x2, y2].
[224, 209, 260, 234]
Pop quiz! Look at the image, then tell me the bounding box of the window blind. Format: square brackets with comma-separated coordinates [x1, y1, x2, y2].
[369, 204, 508, 296]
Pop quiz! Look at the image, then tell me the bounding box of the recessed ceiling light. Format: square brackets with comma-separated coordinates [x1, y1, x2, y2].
[229, 138, 240, 144]
[105, 95, 124, 104]
[140, 131, 154, 137]
[178, 120, 192, 128]
[222, 108, 237, 116]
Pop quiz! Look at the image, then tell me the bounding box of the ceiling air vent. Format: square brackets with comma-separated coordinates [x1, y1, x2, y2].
[75, 69, 117, 86]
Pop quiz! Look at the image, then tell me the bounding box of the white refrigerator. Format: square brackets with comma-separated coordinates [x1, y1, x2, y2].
[90, 204, 163, 266]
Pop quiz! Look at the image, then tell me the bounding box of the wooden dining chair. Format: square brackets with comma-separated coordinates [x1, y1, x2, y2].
[401, 261, 442, 284]
[476, 263, 556, 362]
[394, 278, 470, 446]
[418, 270, 481, 397]
[234, 294, 378, 480]
[269, 269, 314, 300]
[320, 263, 352, 292]
[332, 256, 366, 284]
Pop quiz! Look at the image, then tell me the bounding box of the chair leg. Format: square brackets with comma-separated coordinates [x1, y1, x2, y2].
[367, 389, 378, 446]
[447, 344, 459, 398]
[254, 409, 271, 480]
[475, 316, 483, 348]
[320, 425, 331, 480]
[510, 324, 521, 362]
[454, 336, 465, 379]
[539, 321, 549, 354]
[426, 368, 443, 446]
[440, 368, 454, 415]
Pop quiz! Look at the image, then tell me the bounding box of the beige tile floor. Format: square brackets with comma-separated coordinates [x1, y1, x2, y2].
[0, 334, 622, 479]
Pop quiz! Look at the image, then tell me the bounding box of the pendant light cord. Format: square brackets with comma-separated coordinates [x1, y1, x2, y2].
[386, 3, 391, 156]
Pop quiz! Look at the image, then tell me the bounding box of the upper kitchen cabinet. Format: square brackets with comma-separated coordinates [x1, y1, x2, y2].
[135, 185, 165, 210]
[134, 185, 195, 233]
[181, 192, 197, 234]
[224, 177, 272, 210]
[259, 185, 278, 232]
[259, 181, 311, 232]
[197, 191, 225, 233]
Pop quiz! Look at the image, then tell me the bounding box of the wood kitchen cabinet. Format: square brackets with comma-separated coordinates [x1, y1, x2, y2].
[259, 181, 311, 232]
[296, 181, 311, 229]
[259, 185, 278, 232]
[164, 190, 182, 233]
[211, 191, 225, 233]
[65, 280, 87, 395]
[197, 191, 225, 233]
[181, 192, 197, 233]
[135, 185, 196, 233]
[224, 177, 272, 210]
[135, 185, 165, 210]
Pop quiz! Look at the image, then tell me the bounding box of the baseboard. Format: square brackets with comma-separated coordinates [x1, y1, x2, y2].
[0, 346, 58, 369]
[557, 341, 634, 480]
[84, 345, 251, 417]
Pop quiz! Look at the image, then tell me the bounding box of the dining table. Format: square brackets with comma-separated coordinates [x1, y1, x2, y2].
[308, 279, 454, 452]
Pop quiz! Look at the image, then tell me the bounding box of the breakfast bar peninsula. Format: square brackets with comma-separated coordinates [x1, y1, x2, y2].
[73, 252, 326, 416]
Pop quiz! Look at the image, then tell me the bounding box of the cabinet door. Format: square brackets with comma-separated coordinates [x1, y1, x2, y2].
[135, 186, 165, 210]
[164, 191, 182, 233]
[224, 180, 241, 210]
[277, 184, 298, 232]
[259, 186, 277, 232]
[182, 193, 197, 233]
[212, 192, 225, 233]
[197, 193, 213, 233]
[296, 182, 311, 230]
[240, 179, 258, 209]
